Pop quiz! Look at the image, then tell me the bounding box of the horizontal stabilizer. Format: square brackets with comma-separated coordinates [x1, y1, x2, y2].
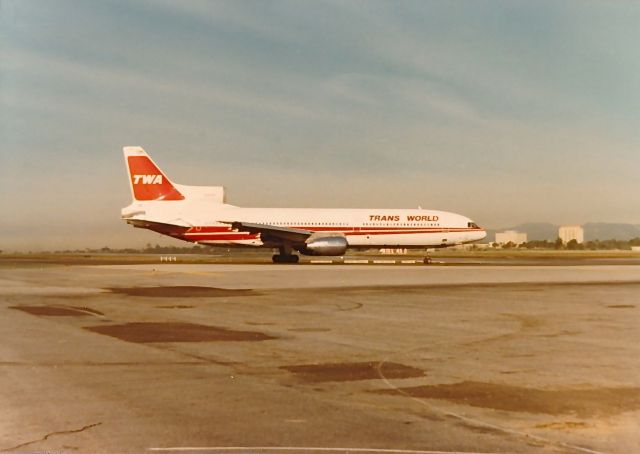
[125, 219, 190, 237]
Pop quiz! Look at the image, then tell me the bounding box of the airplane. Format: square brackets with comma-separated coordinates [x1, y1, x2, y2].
[121, 146, 487, 263]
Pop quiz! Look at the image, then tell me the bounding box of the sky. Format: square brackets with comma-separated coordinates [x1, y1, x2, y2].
[1, 0, 639, 251]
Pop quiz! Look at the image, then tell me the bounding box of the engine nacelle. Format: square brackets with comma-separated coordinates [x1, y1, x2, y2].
[299, 236, 348, 256]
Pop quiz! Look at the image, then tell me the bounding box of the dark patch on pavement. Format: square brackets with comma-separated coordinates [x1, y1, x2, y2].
[607, 304, 635, 309]
[85, 322, 276, 343]
[108, 286, 256, 297]
[11, 305, 102, 317]
[373, 381, 640, 417]
[282, 361, 424, 382]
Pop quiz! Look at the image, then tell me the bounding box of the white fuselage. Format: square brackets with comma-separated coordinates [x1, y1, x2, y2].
[122, 200, 487, 248]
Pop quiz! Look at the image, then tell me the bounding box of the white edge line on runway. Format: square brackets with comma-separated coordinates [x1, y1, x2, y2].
[148, 447, 498, 454]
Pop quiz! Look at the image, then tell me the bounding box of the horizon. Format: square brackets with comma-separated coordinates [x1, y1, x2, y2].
[3, 219, 640, 253]
[2, 1, 639, 251]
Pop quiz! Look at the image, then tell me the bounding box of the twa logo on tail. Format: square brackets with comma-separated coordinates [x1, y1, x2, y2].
[124, 148, 184, 201]
[133, 174, 163, 185]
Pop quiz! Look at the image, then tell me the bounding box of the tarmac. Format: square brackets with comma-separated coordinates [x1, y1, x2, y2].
[1, 260, 639, 454]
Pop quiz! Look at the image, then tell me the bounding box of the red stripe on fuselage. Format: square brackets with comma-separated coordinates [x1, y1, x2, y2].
[183, 226, 483, 234]
[183, 234, 258, 241]
[185, 226, 232, 233]
[178, 226, 483, 242]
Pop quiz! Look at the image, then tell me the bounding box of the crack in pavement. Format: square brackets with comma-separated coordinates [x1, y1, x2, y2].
[1, 422, 102, 452]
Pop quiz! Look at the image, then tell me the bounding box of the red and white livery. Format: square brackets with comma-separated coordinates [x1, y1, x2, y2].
[121, 147, 486, 262]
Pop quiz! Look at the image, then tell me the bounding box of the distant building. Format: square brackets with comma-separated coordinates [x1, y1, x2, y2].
[495, 230, 527, 245]
[559, 225, 584, 244]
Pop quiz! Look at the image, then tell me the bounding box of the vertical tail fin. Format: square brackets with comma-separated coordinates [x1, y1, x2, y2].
[123, 147, 184, 201]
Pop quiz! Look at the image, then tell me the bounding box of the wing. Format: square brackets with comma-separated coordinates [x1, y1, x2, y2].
[225, 221, 312, 244]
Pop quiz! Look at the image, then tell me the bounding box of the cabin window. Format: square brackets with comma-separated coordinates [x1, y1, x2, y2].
[468, 222, 479, 228]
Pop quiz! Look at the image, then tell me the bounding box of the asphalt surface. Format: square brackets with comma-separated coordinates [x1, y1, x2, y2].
[1, 262, 639, 454]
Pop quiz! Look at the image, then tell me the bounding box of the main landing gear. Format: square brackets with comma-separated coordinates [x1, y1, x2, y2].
[272, 254, 299, 263]
[272, 246, 299, 263]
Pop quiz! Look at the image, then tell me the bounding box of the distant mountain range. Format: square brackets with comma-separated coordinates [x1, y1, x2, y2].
[486, 223, 640, 242]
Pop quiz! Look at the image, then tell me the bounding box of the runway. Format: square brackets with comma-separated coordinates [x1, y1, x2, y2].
[1, 261, 639, 453]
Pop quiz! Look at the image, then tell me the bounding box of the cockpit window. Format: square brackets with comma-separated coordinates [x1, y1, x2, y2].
[468, 222, 479, 228]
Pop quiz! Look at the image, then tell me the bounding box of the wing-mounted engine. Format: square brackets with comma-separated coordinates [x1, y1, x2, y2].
[299, 234, 348, 256]
[220, 221, 349, 257]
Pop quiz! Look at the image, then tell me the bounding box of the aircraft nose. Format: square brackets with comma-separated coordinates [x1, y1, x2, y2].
[479, 229, 487, 240]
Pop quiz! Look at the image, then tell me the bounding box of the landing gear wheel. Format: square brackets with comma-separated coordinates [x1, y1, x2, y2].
[423, 257, 432, 264]
[272, 254, 299, 264]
